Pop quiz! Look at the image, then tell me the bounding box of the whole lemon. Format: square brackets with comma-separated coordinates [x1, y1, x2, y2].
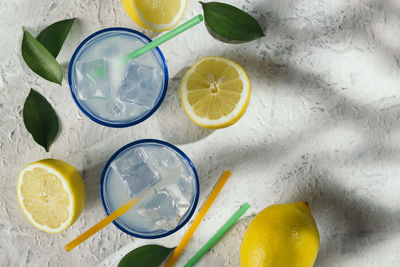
[240, 202, 319, 267]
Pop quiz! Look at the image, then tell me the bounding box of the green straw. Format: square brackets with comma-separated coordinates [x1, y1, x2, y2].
[93, 15, 203, 79]
[184, 202, 251, 267]
[122, 14, 204, 62]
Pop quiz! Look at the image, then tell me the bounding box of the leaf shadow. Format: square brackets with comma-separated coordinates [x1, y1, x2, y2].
[283, 168, 400, 266]
[190, 1, 400, 265]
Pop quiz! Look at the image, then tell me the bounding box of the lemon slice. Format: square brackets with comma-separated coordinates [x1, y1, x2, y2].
[180, 56, 251, 129]
[121, 0, 187, 31]
[16, 159, 85, 233]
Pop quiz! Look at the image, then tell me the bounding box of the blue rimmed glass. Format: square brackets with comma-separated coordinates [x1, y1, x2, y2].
[68, 28, 169, 128]
[100, 139, 200, 238]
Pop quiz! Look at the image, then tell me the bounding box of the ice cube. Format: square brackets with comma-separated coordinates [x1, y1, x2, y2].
[176, 174, 194, 202]
[138, 188, 181, 231]
[124, 102, 151, 118]
[146, 147, 181, 169]
[117, 61, 163, 108]
[111, 147, 160, 198]
[75, 59, 109, 100]
[159, 148, 180, 168]
[140, 66, 163, 90]
[163, 183, 191, 215]
[106, 100, 125, 119]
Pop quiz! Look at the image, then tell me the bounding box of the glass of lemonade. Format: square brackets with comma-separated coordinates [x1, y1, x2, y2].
[68, 28, 168, 127]
[100, 139, 199, 238]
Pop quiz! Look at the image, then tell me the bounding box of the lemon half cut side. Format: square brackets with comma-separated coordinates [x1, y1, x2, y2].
[122, 0, 187, 31]
[16, 159, 85, 234]
[180, 56, 251, 129]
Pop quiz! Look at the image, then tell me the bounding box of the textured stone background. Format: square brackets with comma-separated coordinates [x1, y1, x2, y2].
[1, 0, 400, 266]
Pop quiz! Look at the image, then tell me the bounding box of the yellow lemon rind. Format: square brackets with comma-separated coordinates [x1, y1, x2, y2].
[180, 56, 251, 129]
[240, 202, 320, 267]
[121, 0, 187, 32]
[16, 159, 85, 234]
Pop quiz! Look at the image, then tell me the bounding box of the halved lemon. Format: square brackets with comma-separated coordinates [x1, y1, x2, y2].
[121, 0, 187, 31]
[16, 159, 85, 233]
[180, 56, 251, 129]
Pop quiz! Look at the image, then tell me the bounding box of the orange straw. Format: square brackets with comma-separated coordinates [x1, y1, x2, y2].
[165, 170, 232, 267]
[64, 197, 140, 252]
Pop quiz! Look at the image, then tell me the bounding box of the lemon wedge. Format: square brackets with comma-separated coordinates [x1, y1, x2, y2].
[180, 56, 251, 129]
[16, 159, 85, 233]
[121, 0, 187, 31]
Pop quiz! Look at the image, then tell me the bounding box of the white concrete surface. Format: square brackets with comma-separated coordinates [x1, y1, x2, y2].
[1, 0, 400, 266]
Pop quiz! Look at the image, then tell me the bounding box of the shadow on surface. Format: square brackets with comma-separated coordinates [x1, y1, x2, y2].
[82, 161, 108, 211]
[193, 136, 286, 202]
[284, 169, 400, 266]
[158, 66, 214, 145]
[191, 1, 400, 265]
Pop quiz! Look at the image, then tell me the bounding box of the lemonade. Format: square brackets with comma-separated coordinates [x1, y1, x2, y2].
[68, 28, 168, 127]
[100, 139, 199, 237]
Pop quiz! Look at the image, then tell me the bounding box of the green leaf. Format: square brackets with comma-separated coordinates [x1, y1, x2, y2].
[201, 2, 265, 43]
[21, 29, 63, 85]
[23, 89, 59, 152]
[36, 18, 75, 58]
[118, 245, 175, 267]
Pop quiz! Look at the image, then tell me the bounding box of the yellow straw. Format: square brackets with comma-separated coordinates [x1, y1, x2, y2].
[64, 197, 140, 252]
[165, 170, 232, 267]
